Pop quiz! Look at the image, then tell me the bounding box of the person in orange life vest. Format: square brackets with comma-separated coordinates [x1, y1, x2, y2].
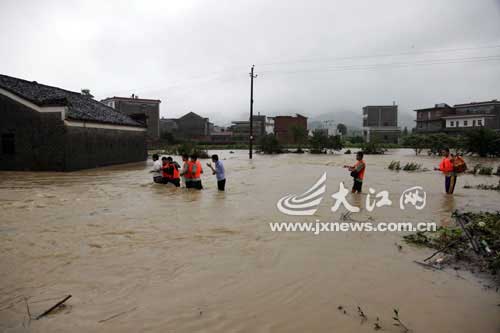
[188, 154, 203, 190]
[343, 151, 366, 193]
[434, 147, 456, 194]
[163, 156, 181, 187]
[160, 157, 170, 184]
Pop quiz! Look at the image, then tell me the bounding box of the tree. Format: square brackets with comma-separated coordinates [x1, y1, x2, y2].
[349, 136, 364, 144]
[327, 135, 343, 152]
[464, 128, 499, 157]
[290, 125, 308, 152]
[258, 134, 282, 154]
[402, 126, 409, 137]
[402, 134, 429, 155]
[427, 133, 459, 155]
[309, 130, 329, 153]
[337, 123, 347, 136]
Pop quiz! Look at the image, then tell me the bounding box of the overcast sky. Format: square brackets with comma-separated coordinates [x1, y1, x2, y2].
[1, 0, 499, 127]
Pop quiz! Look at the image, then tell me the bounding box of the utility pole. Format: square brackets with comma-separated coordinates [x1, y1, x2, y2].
[249, 65, 257, 159]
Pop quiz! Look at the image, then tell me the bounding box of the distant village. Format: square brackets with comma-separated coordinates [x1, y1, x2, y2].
[1, 73, 499, 171]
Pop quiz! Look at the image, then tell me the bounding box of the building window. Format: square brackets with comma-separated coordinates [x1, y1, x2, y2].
[478, 119, 482, 126]
[464, 120, 468, 126]
[456, 121, 459, 127]
[450, 121, 454, 127]
[472, 120, 476, 126]
[1, 133, 15, 155]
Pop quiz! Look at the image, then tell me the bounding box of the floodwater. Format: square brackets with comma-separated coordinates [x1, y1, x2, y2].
[0, 149, 499, 332]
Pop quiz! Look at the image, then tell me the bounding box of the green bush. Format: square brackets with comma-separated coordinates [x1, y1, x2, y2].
[257, 134, 283, 154]
[361, 141, 385, 154]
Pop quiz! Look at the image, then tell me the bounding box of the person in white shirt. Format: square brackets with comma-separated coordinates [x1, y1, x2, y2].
[150, 154, 163, 184]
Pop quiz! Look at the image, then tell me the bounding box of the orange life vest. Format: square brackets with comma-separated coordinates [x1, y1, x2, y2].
[171, 162, 180, 179]
[354, 160, 366, 180]
[453, 156, 467, 173]
[163, 162, 179, 180]
[161, 162, 170, 179]
[439, 157, 454, 174]
[185, 161, 195, 179]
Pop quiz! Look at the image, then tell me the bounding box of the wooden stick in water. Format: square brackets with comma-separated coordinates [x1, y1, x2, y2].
[36, 295, 72, 320]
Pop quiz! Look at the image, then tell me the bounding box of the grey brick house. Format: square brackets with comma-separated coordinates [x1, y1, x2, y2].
[0, 74, 147, 171]
[101, 95, 161, 140]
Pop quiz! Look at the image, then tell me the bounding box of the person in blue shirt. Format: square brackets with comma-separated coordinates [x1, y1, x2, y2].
[207, 154, 226, 191]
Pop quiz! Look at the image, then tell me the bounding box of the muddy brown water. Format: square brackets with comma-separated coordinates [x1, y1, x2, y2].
[0, 149, 499, 332]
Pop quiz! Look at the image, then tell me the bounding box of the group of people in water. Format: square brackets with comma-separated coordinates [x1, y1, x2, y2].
[342, 148, 464, 195]
[150, 153, 226, 191]
[434, 147, 466, 194]
[150, 147, 461, 195]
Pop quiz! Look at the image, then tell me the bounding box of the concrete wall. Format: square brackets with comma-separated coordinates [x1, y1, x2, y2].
[363, 106, 398, 127]
[176, 113, 209, 140]
[115, 100, 160, 139]
[0, 94, 66, 170]
[64, 126, 147, 171]
[274, 116, 308, 144]
[368, 130, 400, 144]
[1, 94, 147, 171]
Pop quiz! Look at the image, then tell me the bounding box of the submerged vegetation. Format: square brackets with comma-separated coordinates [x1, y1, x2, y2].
[403, 211, 500, 275]
[388, 160, 424, 171]
[468, 164, 495, 175]
[388, 160, 401, 170]
[464, 181, 500, 191]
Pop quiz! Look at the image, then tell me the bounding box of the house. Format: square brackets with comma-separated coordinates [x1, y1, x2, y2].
[414, 100, 500, 135]
[362, 105, 401, 144]
[414, 103, 455, 133]
[274, 114, 308, 144]
[160, 112, 210, 141]
[101, 95, 161, 140]
[0, 74, 147, 171]
[230, 114, 271, 143]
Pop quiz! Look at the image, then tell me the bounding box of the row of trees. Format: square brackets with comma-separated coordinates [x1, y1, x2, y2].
[402, 128, 500, 157]
[257, 129, 344, 154]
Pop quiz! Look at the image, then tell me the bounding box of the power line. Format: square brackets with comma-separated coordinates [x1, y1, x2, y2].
[256, 43, 500, 67]
[259, 54, 500, 75]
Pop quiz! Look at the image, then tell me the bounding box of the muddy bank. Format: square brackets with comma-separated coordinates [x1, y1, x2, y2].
[1, 149, 499, 332]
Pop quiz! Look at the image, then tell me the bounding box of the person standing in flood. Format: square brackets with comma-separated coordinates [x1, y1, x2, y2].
[434, 147, 456, 194]
[150, 154, 164, 184]
[163, 157, 181, 187]
[180, 154, 190, 188]
[188, 154, 203, 190]
[343, 151, 366, 193]
[207, 154, 226, 191]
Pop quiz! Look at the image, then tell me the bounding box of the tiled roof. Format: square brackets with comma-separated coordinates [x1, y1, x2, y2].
[454, 100, 500, 107]
[102, 96, 161, 103]
[0, 74, 143, 127]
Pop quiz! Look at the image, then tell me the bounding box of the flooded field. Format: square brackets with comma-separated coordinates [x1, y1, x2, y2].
[1, 149, 499, 332]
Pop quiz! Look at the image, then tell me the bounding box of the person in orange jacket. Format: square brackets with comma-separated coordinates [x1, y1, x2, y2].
[162, 157, 181, 187]
[187, 154, 203, 190]
[343, 151, 366, 193]
[434, 147, 456, 194]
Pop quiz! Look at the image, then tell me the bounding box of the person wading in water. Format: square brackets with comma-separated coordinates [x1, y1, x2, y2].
[344, 151, 366, 193]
